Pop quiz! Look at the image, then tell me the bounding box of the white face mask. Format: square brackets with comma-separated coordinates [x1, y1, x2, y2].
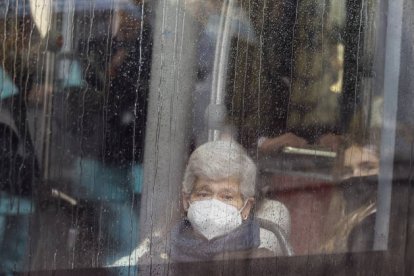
[187, 198, 247, 240]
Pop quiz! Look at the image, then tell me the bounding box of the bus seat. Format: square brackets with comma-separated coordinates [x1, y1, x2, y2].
[256, 199, 293, 256]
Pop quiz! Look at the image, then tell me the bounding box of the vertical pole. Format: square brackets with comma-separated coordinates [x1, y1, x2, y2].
[208, 0, 235, 141]
[138, 0, 198, 269]
[373, 0, 404, 251]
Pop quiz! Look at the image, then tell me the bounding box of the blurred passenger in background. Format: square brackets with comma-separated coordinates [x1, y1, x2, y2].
[70, 3, 152, 265]
[0, 6, 43, 273]
[320, 111, 381, 253]
[223, 0, 344, 156]
[48, 2, 153, 266]
[320, 143, 379, 253]
[105, 7, 151, 167]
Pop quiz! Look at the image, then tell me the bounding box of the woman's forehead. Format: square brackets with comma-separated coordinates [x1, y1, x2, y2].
[193, 177, 241, 192]
[344, 145, 378, 165]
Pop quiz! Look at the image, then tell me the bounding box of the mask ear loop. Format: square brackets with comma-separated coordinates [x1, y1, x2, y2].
[239, 200, 250, 220]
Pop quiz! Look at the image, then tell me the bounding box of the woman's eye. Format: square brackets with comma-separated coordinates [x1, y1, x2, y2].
[223, 195, 233, 201]
[362, 164, 376, 171]
[197, 192, 209, 197]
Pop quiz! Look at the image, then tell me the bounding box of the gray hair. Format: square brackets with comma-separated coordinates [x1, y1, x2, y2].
[182, 140, 257, 198]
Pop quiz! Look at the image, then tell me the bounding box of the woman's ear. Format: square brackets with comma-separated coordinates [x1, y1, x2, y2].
[241, 197, 255, 220]
[182, 192, 191, 211]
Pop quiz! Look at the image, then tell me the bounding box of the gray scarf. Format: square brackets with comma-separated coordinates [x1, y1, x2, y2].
[170, 218, 260, 262]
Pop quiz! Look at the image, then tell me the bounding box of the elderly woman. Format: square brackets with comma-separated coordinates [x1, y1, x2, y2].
[111, 140, 283, 267]
[170, 140, 273, 262]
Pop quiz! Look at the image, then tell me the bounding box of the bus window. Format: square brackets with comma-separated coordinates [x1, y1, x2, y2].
[0, 0, 412, 274]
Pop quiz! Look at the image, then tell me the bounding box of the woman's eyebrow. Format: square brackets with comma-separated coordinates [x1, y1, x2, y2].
[194, 185, 211, 192]
[358, 161, 378, 168]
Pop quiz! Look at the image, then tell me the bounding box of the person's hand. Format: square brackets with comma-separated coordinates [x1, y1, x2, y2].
[259, 132, 308, 154]
[317, 133, 342, 151]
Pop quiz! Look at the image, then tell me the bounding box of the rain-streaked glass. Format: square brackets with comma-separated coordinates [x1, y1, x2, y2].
[0, 0, 411, 274]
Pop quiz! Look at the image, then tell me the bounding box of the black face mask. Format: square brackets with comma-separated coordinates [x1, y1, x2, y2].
[338, 175, 378, 212]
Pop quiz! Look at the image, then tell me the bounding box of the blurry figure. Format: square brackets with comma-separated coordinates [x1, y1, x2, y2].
[317, 103, 382, 254]
[0, 6, 43, 273]
[82, 5, 151, 265]
[105, 7, 151, 166]
[320, 143, 379, 253]
[0, 74, 34, 272]
[99, 6, 151, 264]
[221, 0, 345, 155]
[53, 3, 152, 267]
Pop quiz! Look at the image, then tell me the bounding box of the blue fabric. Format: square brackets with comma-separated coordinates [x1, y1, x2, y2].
[0, 193, 33, 274]
[170, 218, 260, 262]
[0, 193, 33, 215]
[0, 210, 30, 274]
[70, 158, 142, 265]
[62, 60, 84, 88]
[101, 202, 140, 265]
[71, 158, 138, 201]
[0, 68, 19, 100]
[0, 69, 30, 274]
[131, 165, 143, 194]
